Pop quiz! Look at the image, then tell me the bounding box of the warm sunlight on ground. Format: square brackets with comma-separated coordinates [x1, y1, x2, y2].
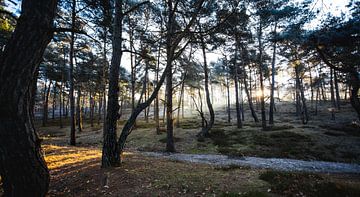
[43, 145, 134, 170]
[43, 145, 101, 170]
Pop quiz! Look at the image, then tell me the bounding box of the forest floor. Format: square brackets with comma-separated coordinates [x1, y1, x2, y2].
[1, 102, 360, 196]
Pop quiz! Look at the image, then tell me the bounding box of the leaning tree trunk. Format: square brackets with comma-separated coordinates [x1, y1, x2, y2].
[101, 0, 123, 168]
[243, 67, 259, 122]
[0, 0, 57, 196]
[117, 0, 205, 159]
[198, 28, 215, 137]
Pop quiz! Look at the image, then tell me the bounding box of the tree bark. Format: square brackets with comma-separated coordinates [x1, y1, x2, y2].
[233, 36, 242, 128]
[243, 68, 259, 122]
[102, 0, 123, 168]
[334, 70, 341, 109]
[69, 0, 76, 145]
[0, 0, 56, 195]
[226, 66, 231, 123]
[176, 72, 186, 128]
[59, 79, 63, 128]
[269, 22, 277, 125]
[42, 80, 52, 127]
[198, 31, 215, 137]
[52, 82, 57, 120]
[165, 0, 175, 152]
[76, 89, 83, 132]
[257, 19, 267, 130]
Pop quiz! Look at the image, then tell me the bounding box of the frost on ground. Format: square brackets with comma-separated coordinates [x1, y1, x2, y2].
[142, 151, 360, 174]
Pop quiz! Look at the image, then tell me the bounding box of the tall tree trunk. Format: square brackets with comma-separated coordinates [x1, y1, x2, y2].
[334, 70, 341, 109]
[176, 73, 186, 128]
[98, 94, 102, 125]
[269, 22, 277, 125]
[257, 19, 267, 130]
[226, 67, 231, 123]
[330, 68, 336, 108]
[165, 0, 175, 152]
[295, 64, 308, 124]
[199, 32, 215, 137]
[243, 67, 259, 122]
[90, 91, 94, 127]
[76, 89, 83, 132]
[42, 80, 51, 127]
[234, 36, 242, 128]
[59, 79, 63, 128]
[69, 0, 76, 145]
[101, 0, 123, 168]
[52, 82, 57, 120]
[0, 0, 56, 195]
[155, 40, 161, 134]
[117, 0, 205, 159]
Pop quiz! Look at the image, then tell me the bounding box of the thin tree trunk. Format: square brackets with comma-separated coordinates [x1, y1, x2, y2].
[257, 19, 267, 130]
[155, 41, 161, 134]
[330, 68, 336, 108]
[90, 91, 94, 127]
[0, 0, 56, 195]
[42, 80, 51, 127]
[334, 70, 341, 109]
[69, 0, 76, 145]
[243, 67, 259, 122]
[199, 32, 215, 137]
[52, 82, 57, 120]
[234, 36, 242, 128]
[269, 22, 277, 125]
[76, 89, 83, 132]
[98, 94, 102, 125]
[226, 69, 231, 123]
[176, 72, 186, 128]
[59, 79, 63, 128]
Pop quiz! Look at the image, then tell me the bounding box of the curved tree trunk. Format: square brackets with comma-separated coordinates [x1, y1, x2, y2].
[0, 0, 57, 196]
[199, 32, 215, 137]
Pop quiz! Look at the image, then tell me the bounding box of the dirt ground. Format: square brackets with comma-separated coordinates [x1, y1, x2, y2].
[1, 101, 360, 196]
[43, 145, 360, 197]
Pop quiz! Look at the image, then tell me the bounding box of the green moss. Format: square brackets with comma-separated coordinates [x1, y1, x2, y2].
[259, 171, 360, 197]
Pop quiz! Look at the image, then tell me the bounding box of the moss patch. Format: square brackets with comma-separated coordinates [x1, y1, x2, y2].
[259, 170, 360, 197]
